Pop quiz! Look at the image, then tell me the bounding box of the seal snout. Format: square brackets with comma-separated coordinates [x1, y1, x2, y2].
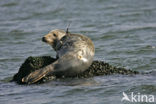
[42, 37, 47, 42]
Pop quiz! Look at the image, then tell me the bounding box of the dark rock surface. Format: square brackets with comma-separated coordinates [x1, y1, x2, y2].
[13, 56, 139, 84]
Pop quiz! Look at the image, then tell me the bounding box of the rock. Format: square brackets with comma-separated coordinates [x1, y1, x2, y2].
[13, 56, 139, 84]
[13, 56, 56, 84]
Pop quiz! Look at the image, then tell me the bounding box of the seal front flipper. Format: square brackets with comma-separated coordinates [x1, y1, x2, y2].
[22, 64, 55, 84]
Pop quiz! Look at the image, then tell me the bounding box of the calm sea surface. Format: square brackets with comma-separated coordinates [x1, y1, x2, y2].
[0, 0, 156, 104]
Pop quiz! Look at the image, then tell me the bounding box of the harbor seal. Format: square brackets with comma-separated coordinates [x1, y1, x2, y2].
[22, 29, 95, 84]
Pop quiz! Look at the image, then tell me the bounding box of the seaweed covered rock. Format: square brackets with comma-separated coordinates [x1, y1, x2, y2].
[13, 56, 139, 84]
[76, 60, 139, 78]
[13, 56, 56, 84]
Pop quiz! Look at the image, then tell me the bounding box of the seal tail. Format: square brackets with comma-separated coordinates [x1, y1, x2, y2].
[22, 64, 54, 84]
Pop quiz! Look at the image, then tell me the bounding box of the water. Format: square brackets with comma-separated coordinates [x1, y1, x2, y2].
[0, 0, 156, 104]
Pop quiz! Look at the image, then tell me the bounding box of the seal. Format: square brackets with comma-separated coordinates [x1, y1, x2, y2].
[22, 29, 95, 84]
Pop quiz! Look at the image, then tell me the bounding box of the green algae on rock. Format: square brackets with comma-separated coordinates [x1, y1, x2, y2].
[13, 56, 139, 84]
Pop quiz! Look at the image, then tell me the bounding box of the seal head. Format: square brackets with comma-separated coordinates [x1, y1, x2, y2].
[42, 29, 66, 51]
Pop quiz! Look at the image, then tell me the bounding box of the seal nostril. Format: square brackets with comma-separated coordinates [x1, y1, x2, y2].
[42, 37, 46, 42]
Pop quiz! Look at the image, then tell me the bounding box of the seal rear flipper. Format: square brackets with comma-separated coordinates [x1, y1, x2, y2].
[22, 64, 54, 84]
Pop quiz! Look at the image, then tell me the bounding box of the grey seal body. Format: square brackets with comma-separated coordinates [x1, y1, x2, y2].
[22, 29, 95, 84]
[54, 33, 94, 77]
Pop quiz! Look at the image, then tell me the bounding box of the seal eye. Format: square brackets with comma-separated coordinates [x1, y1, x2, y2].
[53, 33, 57, 37]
